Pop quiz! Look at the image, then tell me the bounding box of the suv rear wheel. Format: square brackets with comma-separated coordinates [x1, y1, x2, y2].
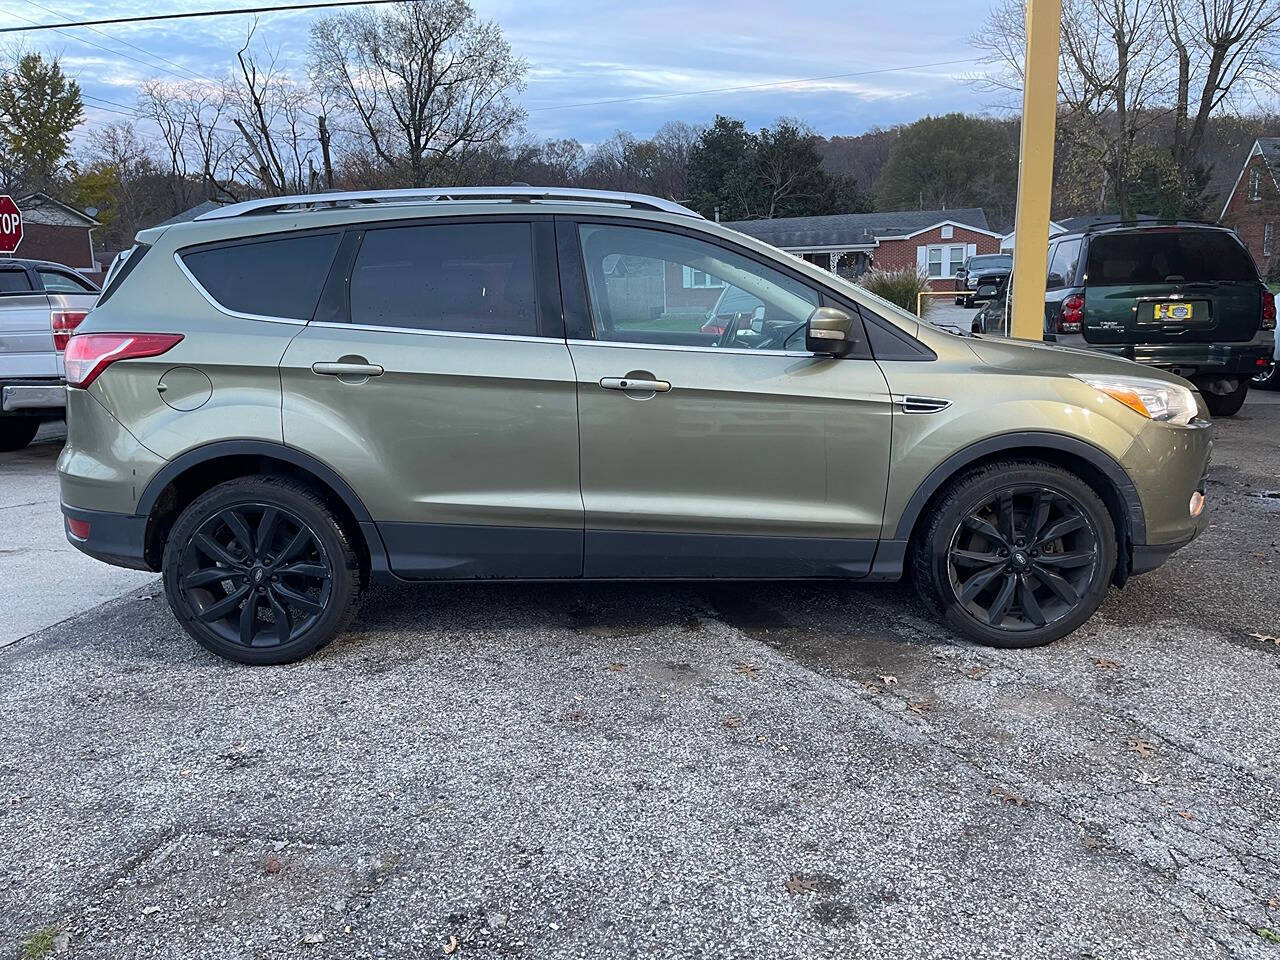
[0, 418, 40, 452]
[162, 476, 364, 665]
[1196, 376, 1249, 417]
[912, 459, 1116, 648]
[1252, 362, 1279, 391]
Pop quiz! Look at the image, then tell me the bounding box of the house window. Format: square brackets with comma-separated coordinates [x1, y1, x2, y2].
[682, 265, 726, 289]
[924, 244, 968, 279]
[1250, 167, 1263, 201]
[940, 224, 954, 239]
[1265, 222, 1275, 257]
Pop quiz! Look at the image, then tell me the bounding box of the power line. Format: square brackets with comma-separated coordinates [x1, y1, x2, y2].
[0, 0, 400, 33]
[529, 57, 984, 112]
[19, 0, 218, 84]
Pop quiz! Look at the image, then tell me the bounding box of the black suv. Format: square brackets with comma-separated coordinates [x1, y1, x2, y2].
[975, 223, 1275, 416]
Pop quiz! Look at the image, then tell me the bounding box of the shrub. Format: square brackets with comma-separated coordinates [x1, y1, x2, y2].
[855, 266, 934, 318]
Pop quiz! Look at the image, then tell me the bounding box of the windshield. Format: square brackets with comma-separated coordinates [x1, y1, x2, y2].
[968, 255, 1012, 271]
[1086, 230, 1257, 285]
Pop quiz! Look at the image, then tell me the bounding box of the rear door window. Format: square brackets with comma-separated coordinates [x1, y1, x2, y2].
[1086, 230, 1257, 285]
[1047, 238, 1081, 288]
[348, 222, 538, 336]
[181, 231, 341, 320]
[0, 269, 33, 294]
[38, 269, 97, 293]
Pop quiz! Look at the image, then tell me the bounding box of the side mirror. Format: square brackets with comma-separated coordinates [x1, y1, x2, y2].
[806, 306, 856, 357]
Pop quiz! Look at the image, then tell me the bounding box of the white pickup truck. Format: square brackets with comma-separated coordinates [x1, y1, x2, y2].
[0, 257, 99, 450]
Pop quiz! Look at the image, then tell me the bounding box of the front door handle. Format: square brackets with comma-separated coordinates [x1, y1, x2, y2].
[312, 361, 384, 377]
[600, 376, 671, 393]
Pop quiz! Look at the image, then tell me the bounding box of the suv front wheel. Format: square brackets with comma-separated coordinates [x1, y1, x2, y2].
[162, 476, 364, 665]
[1196, 376, 1249, 416]
[912, 460, 1117, 648]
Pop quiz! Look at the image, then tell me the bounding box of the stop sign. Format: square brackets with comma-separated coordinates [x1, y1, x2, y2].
[0, 196, 22, 255]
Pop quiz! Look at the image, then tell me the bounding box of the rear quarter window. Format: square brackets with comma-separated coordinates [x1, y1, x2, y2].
[1086, 230, 1258, 285]
[180, 231, 341, 320]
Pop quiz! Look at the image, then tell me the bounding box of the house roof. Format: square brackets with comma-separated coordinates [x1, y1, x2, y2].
[1219, 138, 1280, 221]
[154, 199, 226, 228]
[16, 192, 100, 227]
[723, 208, 991, 249]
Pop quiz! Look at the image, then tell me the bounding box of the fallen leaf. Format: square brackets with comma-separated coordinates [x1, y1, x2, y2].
[1094, 657, 1124, 670]
[906, 700, 933, 716]
[301, 932, 325, 946]
[1267, 897, 1280, 910]
[141, 906, 161, 916]
[1128, 737, 1157, 758]
[1133, 769, 1161, 785]
[723, 715, 744, 729]
[860, 680, 880, 691]
[1248, 632, 1280, 647]
[605, 663, 626, 672]
[989, 786, 1026, 806]
[880, 674, 898, 685]
[443, 934, 459, 955]
[733, 663, 760, 679]
[784, 874, 820, 895]
[960, 666, 988, 680]
[1177, 811, 1194, 821]
[264, 854, 282, 875]
[1082, 834, 1103, 849]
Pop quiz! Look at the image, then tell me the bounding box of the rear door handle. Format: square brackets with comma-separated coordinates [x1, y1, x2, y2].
[600, 377, 671, 393]
[311, 361, 384, 377]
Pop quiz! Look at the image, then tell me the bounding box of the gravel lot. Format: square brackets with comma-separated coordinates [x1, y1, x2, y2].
[2, 393, 1279, 959]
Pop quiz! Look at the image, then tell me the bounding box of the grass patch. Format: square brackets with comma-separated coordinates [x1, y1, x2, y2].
[1258, 927, 1280, 944]
[20, 926, 60, 960]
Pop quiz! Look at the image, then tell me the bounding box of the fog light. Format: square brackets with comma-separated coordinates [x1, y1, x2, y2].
[66, 516, 90, 540]
[1189, 491, 1206, 518]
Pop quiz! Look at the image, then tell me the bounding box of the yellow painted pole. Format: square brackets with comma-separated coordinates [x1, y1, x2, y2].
[1009, 0, 1062, 340]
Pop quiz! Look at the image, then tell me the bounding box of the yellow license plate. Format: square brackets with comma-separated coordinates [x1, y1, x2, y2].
[1154, 302, 1193, 321]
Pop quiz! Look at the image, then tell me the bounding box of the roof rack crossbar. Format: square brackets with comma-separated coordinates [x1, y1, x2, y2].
[195, 186, 703, 221]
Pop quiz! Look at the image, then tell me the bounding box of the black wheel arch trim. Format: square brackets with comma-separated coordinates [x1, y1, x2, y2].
[892, 431, 1147, 546]
[135, 439, 390, 573]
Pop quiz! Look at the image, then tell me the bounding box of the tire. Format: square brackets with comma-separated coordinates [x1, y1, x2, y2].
[954, 296, 964, 306]
[0, 418, 40, 452]
[162, 476, 364, 665]
[911, 459, 1117, 649]
[1252, 361, 1279, 391]
[1198, 377, 1249, 417]
[963, 296, 974, 309]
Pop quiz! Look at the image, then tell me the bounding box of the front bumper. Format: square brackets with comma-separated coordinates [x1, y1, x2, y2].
[61, 504, 153, 571]
[1121, 417, 1212, 577]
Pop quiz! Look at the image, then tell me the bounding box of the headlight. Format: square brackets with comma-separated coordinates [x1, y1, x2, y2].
[1074, 374, 1198, 425]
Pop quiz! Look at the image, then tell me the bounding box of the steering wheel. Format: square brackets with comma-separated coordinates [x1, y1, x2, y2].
[715, 312, 744, 349]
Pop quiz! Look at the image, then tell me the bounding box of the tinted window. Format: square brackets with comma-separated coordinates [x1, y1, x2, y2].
[1047, 238, 1081, 288]
[0, 269, 33, 293]
[578, 224, 819, 349]
[182, 232, 340, 320]
[968, 255, 1011, 272]
[349, 222, 537, 336]
[1086, 230, 1258, 285]
[38, 269, 96, 293]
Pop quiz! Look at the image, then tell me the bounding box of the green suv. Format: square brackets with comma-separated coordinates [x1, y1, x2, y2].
[1040, 222, 1275, 416]
[58, 188, 1212, 664]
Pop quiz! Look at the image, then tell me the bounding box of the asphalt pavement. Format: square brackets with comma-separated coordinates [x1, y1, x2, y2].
[2, 395, 1279, 959]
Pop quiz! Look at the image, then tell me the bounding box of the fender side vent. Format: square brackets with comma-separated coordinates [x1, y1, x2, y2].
[896, 395, 952, 414]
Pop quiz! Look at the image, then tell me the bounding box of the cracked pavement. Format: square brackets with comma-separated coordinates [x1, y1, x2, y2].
[2, 395, 1279, 959]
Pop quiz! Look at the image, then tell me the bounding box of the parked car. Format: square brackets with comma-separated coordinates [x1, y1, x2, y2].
[973, 275, 1011, 336]
[1038, 222, 1275, 417]
[1251, 324, 1279, 390]
[60, 187, 1211, 665]
[0, 258, 99, 450]
[955, 253, 1012, 308]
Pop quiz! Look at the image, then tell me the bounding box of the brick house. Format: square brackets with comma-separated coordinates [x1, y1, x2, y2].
[13, 193, 101, 275]
[723, 208, 1001, 291]
[1219, 138, 1280, 280]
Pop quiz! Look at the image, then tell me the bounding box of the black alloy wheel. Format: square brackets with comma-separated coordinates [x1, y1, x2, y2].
[946, 485, 1099, 632]
[163, 476, 363, 664]
[1253, 361, 1279, 391]
[179, 502, 331, 648]
[912, 459, 1117, 649]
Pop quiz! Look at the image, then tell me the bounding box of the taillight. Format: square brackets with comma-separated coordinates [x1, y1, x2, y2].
[1262, 289, 1276, 331]
[66, 516, 91, 540]
[51, 310, 88, 350]
[1058, 294, 1084, 334]
[63, 333, 183, 388]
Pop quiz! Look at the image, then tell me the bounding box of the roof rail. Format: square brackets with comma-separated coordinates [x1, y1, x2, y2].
[1078, 217, 1216, 234]
[195, 186, 703, 221]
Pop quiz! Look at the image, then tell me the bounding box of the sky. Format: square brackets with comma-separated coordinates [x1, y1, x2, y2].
[0, 0, 1004, 147]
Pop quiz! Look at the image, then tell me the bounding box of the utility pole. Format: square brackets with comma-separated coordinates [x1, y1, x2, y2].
[1008, 0, 1061, 340]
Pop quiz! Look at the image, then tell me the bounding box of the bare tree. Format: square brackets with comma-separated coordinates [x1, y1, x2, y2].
[308, 0, 526, 188]
[231, 23, 318, 196]
[138, 77, 249, 209]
